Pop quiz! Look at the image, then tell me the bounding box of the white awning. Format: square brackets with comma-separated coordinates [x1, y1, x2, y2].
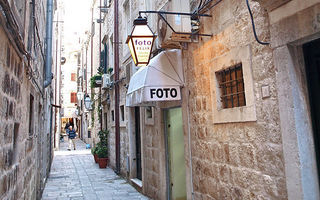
[126, 49, 184, 107]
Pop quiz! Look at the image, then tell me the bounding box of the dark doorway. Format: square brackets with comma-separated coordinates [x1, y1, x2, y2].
[303, 38, 320, 184]
[135, 107, 142, 180]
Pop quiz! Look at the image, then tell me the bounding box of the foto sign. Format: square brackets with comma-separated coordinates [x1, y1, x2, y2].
[126, 16, 156, 67]
[145, 86, 181, 101]
[132, 38, 154, 64]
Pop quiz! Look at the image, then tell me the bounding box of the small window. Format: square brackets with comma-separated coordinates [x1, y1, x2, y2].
[91, 22, 95, 36]
[111, 110, 115, 121]
[146, 107, 152, 119]
[216, 64, 246, 109]
[29, 94, 34, 136]
[71, 73, 76, 81]
[13, 123, 20, 164]
[120, 105, 124, 121]
[77, 52, 81, 66]
[124, 1, 130, 36]
[6, 45, 10, 67]
[126, 63, 131, 83]
[70, 92, 77, 103]
[109, 36, 114, 69]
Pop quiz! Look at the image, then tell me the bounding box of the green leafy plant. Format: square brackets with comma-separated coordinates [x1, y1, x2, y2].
[96, 145, 108, 158]
[90, 74, 102, 88]
[95, 130, 109, 158]
[107, 67, 113, 74]
[91, 146, 98, 155]
[98, 130, 108, 146]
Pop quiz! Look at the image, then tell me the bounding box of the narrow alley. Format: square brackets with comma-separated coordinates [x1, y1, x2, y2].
[1, 0, 320, 199]
[41, 139, 148, 200]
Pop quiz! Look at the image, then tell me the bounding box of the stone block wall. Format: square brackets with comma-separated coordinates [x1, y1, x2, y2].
[0, 0, 52, 199]
[141, 107, 162, 199]
[0, 26, 38, 200]
[185, 0, 287, 199]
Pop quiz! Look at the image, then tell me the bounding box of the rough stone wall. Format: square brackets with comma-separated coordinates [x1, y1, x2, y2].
[141, 107, 163, 199]
[186, 0, 287, 199]
[0, 26, 33, 200]
[0, 0, 51, 199]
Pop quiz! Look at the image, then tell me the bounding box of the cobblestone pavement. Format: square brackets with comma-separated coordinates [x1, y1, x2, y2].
[42, 138, 148, 200]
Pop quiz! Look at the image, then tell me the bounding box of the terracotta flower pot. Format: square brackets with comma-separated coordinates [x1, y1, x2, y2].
[98, 157, 108, 168]
[94, 154, 98, 163]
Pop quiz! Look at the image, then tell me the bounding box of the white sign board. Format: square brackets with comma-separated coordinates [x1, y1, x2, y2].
[144, 86, 181, 101]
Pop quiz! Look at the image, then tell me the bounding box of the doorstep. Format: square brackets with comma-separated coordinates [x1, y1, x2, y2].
[131, 178, 142, 192]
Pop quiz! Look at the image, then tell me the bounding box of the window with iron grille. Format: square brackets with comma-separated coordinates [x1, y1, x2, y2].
[216, 64, 246, 109]
[70, 92, 77, 103]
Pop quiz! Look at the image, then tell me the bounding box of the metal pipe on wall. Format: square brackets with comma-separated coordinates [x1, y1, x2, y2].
[99, 0, 103, 131]
[44, 0, 53, 88]
[114, 0, 120, 174]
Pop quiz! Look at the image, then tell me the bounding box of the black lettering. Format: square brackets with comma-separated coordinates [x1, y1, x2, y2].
[170, 88, 177, 98]
[163, 88, 170, 98]
[156, 89, 163, 98]
[150, 89, 156, 98]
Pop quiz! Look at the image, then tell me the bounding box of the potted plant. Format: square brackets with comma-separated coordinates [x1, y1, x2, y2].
[96, 145, 108, 168]
[96, 130, 109, 168]
[90, 74, 102, 88]
[91, 146, 98, 163]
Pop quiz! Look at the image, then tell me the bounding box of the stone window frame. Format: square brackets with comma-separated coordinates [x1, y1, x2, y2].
[210, 45, 256, 123]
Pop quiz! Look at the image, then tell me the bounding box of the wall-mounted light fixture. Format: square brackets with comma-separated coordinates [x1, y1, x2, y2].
[77, 92, 84, 101]
[126, 10, 212, 66]
[84, 94, 92, 110]
[126, 16, 157, 67]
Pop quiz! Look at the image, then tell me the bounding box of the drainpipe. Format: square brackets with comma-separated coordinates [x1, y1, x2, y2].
[114, 0, 120, 174]
[44, 0, 53, 88]
[99, 0, 103, 132]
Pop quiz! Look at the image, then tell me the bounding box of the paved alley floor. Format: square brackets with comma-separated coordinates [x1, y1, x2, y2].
[41, 138, 148, 200]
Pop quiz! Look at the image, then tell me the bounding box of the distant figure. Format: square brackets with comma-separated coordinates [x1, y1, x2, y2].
[67, 126, 77, 150]
[64, 122, 70, 134]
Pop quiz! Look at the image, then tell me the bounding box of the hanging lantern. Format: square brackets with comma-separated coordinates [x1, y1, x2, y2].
[84, 94, 92, 110]
[126, 16, 156, 67]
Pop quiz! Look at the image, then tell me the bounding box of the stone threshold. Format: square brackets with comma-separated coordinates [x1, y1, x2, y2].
[131, 178, 143, 189]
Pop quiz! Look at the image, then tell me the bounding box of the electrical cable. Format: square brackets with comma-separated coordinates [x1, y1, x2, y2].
[198, 0, 203, 10]
[245, 0, 270, 45]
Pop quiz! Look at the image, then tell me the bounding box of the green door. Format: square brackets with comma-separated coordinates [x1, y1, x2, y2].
[166, 107, 187, 200]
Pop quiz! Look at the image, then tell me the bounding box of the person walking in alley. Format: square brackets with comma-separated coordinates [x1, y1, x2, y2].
[65, 121, 70, 133]
[67, 126, 77, 150]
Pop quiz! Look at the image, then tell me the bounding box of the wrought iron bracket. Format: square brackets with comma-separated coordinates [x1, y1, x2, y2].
[138, 10, 213, 37]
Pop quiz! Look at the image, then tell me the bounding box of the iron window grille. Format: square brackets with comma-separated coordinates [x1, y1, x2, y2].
[216, 63, 246, 109]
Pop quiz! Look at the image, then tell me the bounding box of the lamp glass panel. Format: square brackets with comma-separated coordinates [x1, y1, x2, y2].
[128, 38, 137, 65]
[132, 24, 153, 36]
[84, 97, 91, 109]
[132, 36, 154, 66]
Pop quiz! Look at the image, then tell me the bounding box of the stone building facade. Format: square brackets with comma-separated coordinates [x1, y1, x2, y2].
[90, 0, 320, 200]
[79, 0, 104, 147]
[0, 0, 55, 199]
